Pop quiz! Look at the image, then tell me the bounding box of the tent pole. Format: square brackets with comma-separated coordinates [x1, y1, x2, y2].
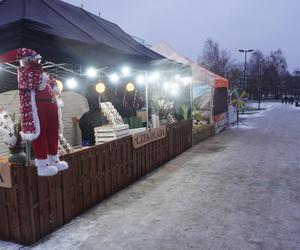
[145, 71, 149, 129]
[190, 78, 193, 120]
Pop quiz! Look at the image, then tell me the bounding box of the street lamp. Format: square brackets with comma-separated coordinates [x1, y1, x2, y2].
[239, 49, 254, 90]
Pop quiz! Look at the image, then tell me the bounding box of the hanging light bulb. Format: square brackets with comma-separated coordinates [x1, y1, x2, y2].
[86, 67, 97, 78]
[121, 66, 131, 77]
[110, 73, 119, 83]
[95, 82, 106, 94]
[66, 78, 77, 89]
[126, 82, 135, 92]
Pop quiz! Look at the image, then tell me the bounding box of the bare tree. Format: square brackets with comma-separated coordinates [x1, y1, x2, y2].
[226, 63, 244, 89]
[269, 49, 288, 97]
[198, 38, 233, 77]
[293, 68, 300, 76]
[248, 50, 269, 109]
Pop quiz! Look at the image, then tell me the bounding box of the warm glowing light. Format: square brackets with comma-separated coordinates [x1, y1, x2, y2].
[126, 82, 135, 92]
[137, 75, 145, 85]
[56, 80, 64, 92]
[86, 67, 97, 78]
[110, 73, 119, 83]
[95, 82, 106, 94]
[66, 78, 77, 89]
[121, 66, 131, 77]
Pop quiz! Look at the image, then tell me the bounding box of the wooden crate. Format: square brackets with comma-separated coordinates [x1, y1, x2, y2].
[0, 120, 192, 245]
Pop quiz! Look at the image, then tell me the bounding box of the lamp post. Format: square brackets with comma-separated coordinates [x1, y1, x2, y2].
[239, 49, 254, 90]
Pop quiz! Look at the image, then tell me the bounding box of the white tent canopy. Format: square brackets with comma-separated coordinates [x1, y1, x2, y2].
[151, 41, 217, 86]
[151, 41, 216, 119]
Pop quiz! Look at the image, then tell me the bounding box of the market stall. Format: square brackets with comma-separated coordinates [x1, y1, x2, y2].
[152, 41, 229, 143]
[0, 0, 193, 245]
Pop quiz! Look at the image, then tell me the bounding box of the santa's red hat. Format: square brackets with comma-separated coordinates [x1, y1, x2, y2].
[0, 48, 40, 64]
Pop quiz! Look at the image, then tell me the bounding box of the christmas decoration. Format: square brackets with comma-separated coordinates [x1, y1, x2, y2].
[0, 109, 20, 149]
[0, 48, 69, 176]
[58, 134, 73, 156]
[100, 102, 124, 126]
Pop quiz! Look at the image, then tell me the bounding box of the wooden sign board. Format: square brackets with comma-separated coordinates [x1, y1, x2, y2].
[132, 126, 166, 149]
[0, 162, 12, 188]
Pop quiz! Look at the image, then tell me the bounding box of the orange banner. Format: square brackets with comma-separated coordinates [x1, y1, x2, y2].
[215, 78, 229, 88]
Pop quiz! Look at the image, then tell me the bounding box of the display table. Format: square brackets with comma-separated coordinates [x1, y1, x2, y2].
[0, 120, 192, 245]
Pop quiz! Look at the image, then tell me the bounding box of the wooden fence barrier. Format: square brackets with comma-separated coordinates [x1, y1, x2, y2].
[0, 120, 192, 245]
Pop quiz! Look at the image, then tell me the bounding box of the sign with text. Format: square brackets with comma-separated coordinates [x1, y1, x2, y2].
[132, 126, 166, 148]
[0, 162, 12, 188]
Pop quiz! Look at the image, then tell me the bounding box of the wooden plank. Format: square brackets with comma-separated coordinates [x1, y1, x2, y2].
[54, 172, 64, 227]
[5, 166, 22, 242]
[112, 142, 119, 192]
[104, 144, 112, 197]
[81, 151, 92, 210]
[127, 138, 133, 184]
[116, 141, 122, 191]
[90, 149, 99, 206]
[27, 166, 41, 243]
[141, 145, 146, 176]
[132, 151, 138, 181]
[0, 187, 10, 240]
[110, 142, 117, 193]
[48, 176, 57, 231]
[15, 166, 33, 244]
[122, 139, 129, 187]
[37, 175, 51, 237]
[136, 149, 141, 179]
[73, 154, 83, 215]
[97, 147, 105, 201]
[62, 156, 76, 223]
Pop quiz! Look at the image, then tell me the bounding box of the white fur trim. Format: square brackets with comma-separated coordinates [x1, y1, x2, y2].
[35, 158, 58, 176]
[35, 54, 42, 61]
[39, 73, 48, 91]
[19, 57, 33, 67]
[48, 154, 68, 171]
[54, 161, 69, 171]
[21, 90, 41, 141]
[35, 158, 49, 167]
[48, 154, 59, 163]
[20, 131, 39, 141]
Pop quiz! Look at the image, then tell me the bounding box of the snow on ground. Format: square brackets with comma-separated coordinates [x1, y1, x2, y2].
[230, 101, 279, 130]
[240, 102, 280, 119]
[0, 241, 21, 250]
[1, 101, 300, 249]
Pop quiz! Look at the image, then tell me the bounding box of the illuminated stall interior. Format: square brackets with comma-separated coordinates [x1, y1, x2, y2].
[0, 0, 190, 155]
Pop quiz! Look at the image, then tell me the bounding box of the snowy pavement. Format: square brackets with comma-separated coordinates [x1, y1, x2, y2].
[2, 102, 300, 250]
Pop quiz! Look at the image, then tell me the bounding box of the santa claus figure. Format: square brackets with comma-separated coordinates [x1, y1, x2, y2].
[0, 48, 68, 176]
